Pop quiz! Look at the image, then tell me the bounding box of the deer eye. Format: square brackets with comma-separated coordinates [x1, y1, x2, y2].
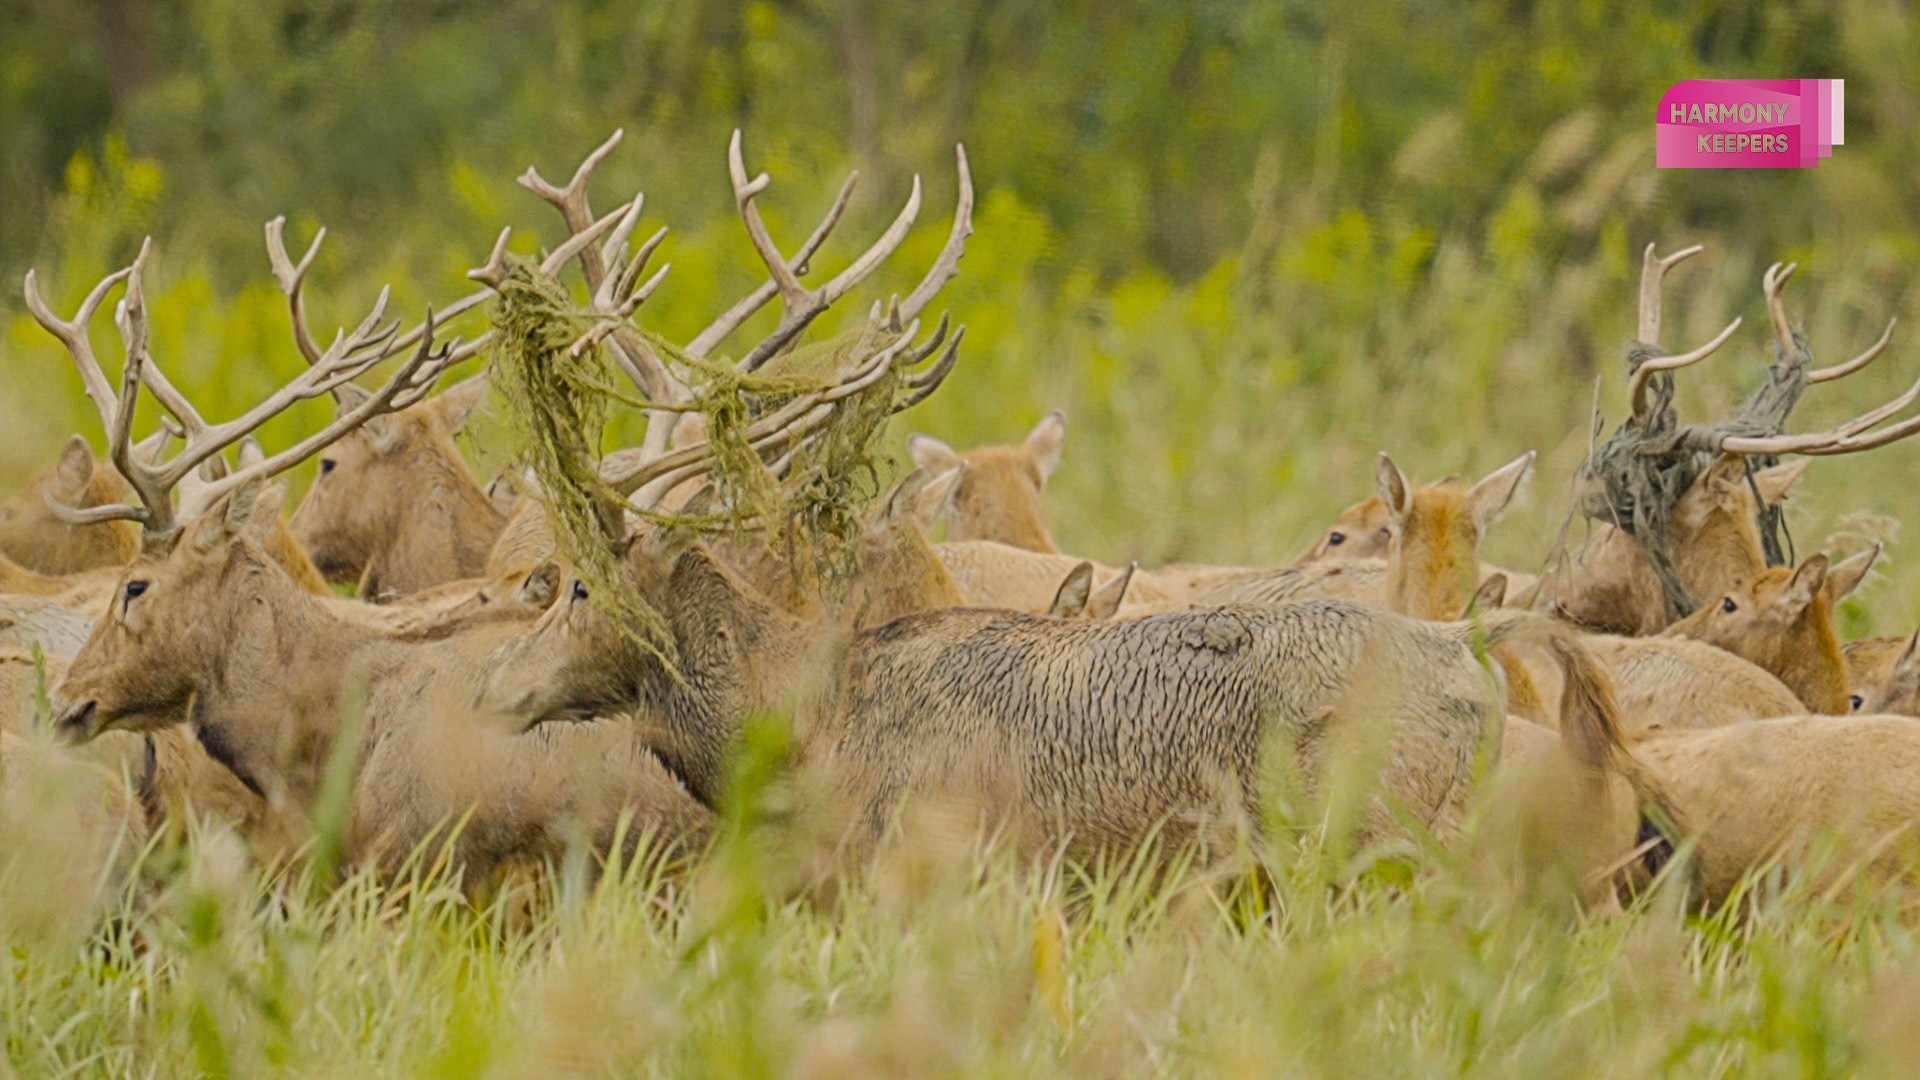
[1851, 694, 1865, 711]
[1326, 532, 1345, 547]
[125, 580, 148, 601]
[571, 581, 589, 602]
[319, 459, 337, 475]
[1720, 597, 1738, 614]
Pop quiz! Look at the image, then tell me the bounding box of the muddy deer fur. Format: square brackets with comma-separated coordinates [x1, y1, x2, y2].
[478, 537, 1537, 856]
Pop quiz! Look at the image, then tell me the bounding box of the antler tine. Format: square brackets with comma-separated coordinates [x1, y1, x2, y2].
[195, 309, 454, 508]
[897, 145, 973, 323]
[728, 130, 924, 373]
[897, 325, 965, 409]
[686, 170, 858, 358]
[1809, 317, 1898, 383]
[1637, 242, 1703, 344]
[30, 240, 180, 534]
[1628, 315, 1743, 419]
[1720, 362, 1920, 457]
[1764, 261, 1800, 354]
[264, 217, 329, 365]
[610, 323, 919, 503]
[518, 128, 624, 287]
[22, 261, 135, 427]
[468, 228, 515, 289]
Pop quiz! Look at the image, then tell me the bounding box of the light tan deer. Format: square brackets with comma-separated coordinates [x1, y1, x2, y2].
[0, 436, 143, 575]
[1536, 243, 1913, 634]
[32, 229, 721, 886]
[906, 411, 1065, 552]
[262, 219, 509, 598]
[1664, 547, 1879, 715]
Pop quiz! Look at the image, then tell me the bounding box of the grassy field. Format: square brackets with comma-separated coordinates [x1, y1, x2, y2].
[11, 2, 1920, 1075]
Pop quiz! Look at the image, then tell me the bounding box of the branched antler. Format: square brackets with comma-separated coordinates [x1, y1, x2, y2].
[26, 240, 454, 540]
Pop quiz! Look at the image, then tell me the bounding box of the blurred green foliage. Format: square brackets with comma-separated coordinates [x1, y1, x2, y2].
[4, 0, 1920, 627]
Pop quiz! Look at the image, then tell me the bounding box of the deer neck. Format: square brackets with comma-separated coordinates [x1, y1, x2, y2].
[359, 465, 505, 600]
[1777, 600, 1850, 715]
[192, 557, 384, 813]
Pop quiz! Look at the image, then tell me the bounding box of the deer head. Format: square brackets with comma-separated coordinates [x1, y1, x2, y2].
[1376, 450, 1534, 621]
[907, 410, 1065, 552]
[1665, 546, 1878, 714]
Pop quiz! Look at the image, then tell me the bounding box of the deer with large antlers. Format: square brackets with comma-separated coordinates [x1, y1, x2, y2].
[1532, 242, 1911, 634]
[29, 236, 715, 887]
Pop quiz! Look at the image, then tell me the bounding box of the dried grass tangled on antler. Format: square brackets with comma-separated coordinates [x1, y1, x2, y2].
[488, 255, 903, 659]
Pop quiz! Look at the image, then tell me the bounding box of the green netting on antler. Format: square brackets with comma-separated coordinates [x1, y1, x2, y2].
[1574, 335, 1809, 617]
[487, 255, 906, 659]
[487, 255, 675, 661]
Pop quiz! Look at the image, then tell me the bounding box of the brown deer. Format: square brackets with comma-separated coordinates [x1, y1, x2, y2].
[1847, 634, 1910, 713]
[264, 220, 508, 598]
[1619, 714, 1920, 907]
[457, 132, 1557, 856]
[1375, 450, 1534, 620]
[1663, 547, 1878, 715]
[30, 230, 722, 886]
[0, 436, 142, 574]
[1536, 243, 1914, 634]
[906, 411, 1066, 551]
[1159, 453, 1533, 614]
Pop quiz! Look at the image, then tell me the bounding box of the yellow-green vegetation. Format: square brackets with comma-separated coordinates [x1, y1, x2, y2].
[9, 1, 1920, 1074]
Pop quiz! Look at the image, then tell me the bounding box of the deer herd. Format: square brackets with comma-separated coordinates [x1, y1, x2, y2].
[10, 129, 1920, 917]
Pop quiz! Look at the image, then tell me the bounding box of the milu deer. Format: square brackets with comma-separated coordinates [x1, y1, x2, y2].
[262, 218, 508, 598]
[0, 436, 142, 574]
[1663, 547, 1879, 715]
[906, 411, 1066, 551]
[458, 131, 1527, 856]
[1536, 243, 1916, 634]
[29, 235, 718, 885]
[1153, 451, 1534, 613]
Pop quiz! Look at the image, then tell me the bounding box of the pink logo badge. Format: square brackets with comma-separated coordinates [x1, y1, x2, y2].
[1657, 80, 1844, 169]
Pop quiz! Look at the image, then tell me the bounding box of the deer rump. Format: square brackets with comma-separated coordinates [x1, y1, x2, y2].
[815, 599, 1498, 854]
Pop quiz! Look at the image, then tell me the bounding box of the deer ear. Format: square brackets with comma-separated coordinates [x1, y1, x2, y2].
[1374, 453, 1413, 524]
[876, 468, 931, 532]
[1894, 629, 1920, 681]
[1827, 544, 1880, 602]
[1087, 562, 1136, 620]
[54, 435, 95, 500]
[431, 373, 490, 432]
[906, 433, 961, 476]
[1753, 458, 1811, 504]
[334, 384, 403, 455]
[914, 464, 966, 528]
[1468, 451, 1535, 530]
[1783, 554, 1830, 613]
[486, 469, 523, 513]
[246, 480, 288, 543]
[197, 476, 270, 552]
[1047, 561, 1095, 618]
[1701, 452, 1747, 495]
[237, 436, 266, 471]
[1023, 411, 1067, 481]
[1465, 573, 1508, 618]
